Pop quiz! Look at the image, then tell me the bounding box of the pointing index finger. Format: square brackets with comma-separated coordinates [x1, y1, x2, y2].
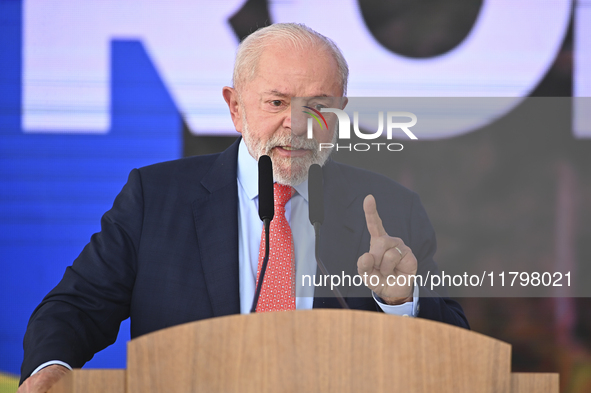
[363, 194, 387, 237]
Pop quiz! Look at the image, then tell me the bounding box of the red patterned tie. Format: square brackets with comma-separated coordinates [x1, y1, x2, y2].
[255, 183, 296, 312]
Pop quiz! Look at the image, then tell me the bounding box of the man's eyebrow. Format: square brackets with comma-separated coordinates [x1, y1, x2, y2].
[262, 90, 334, 98]
[263, 90, 290, 98]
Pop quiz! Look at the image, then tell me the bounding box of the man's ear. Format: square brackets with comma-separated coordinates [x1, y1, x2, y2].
[222, 86, 243, 134]
[341, 97, 349, 110]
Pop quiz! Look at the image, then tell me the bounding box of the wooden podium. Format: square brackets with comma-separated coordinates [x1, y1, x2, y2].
[48, 310, 558, 393]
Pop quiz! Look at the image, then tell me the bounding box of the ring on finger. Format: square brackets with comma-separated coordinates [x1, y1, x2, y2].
[395, 246, 403, 256]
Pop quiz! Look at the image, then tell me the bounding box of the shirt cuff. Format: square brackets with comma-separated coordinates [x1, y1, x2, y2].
[373, 284, 420, 317]
[31, 360, 72, 377]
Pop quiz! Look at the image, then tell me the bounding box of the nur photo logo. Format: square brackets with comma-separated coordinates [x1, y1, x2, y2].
[303, 106, 418, 152]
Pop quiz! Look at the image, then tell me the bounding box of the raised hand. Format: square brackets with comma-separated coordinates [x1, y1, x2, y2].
[357, 195, 417, 305]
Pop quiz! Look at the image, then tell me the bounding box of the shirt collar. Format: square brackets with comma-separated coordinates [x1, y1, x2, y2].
[237, 139, 309, 202]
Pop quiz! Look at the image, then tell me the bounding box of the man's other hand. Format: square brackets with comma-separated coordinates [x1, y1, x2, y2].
[17, 365, 70, 393]
[357, 194, 418, 305]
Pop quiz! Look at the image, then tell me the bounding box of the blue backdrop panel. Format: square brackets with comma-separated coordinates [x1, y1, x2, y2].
[0, 1, 182, 375]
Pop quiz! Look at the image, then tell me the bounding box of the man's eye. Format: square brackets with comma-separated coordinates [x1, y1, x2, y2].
[271, 100, 283, 107]
[314, 104, 326, 111]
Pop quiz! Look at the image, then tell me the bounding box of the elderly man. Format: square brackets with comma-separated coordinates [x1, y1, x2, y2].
[18, 23, 468, 392]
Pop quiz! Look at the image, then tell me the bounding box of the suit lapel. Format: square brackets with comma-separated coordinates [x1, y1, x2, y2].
[191, 140, 241, 317]
[314, 160, 368, 304]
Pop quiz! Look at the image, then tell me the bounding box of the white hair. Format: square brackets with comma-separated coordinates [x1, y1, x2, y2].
[232, 23, 349, 95]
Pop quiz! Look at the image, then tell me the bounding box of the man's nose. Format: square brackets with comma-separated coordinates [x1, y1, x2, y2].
[289, 108, 310, 137]
[283, 108, 292, 131]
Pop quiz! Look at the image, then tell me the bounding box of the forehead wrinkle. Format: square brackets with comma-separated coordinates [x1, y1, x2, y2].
[263, 89, 291, 98]
[263, 90, 335, 100]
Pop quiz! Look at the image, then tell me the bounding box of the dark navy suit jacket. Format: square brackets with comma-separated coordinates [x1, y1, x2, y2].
[21, 139, 468, 381]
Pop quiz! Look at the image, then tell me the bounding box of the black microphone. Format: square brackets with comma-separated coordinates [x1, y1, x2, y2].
[308, 164, 324, 226]
[251, 155, 274, 313]
[258, 155, 274, 222]
[308, 165, 349, 309]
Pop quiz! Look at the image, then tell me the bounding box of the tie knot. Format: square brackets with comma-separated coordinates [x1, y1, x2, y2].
[274, 183, 294, 208]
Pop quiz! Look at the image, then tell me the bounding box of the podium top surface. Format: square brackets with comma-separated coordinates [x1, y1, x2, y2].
[126, 309, 512, 393]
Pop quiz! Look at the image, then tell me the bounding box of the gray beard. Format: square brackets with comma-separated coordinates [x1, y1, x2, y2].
[241, 115, 336, 186]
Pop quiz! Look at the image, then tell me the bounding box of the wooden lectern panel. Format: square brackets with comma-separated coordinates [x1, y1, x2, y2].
[511, 373, 559, 393]
[127, 309, 511, 393]
[47, 369, 125, 393]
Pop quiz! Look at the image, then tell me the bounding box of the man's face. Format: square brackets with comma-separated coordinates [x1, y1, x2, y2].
[223, 42, 345, 186]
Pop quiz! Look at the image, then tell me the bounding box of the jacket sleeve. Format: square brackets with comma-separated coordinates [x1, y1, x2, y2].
[408, 192, 470, 329]
[20, 169, 144, 383]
